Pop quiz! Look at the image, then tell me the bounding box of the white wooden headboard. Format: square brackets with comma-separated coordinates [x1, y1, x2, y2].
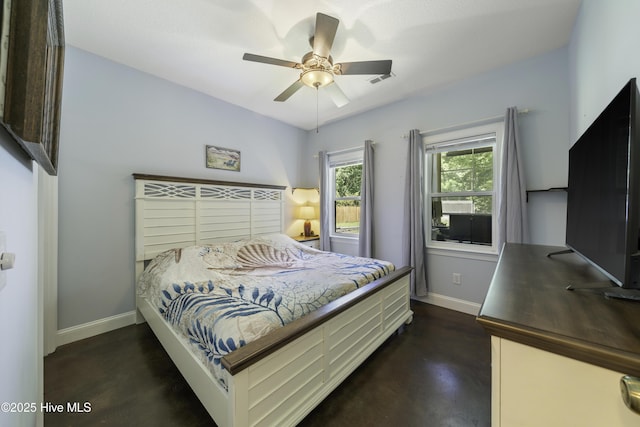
[133, 174, 286, 271]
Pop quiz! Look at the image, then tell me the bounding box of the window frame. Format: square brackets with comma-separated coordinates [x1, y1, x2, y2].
[424, 121, 504, 254]
[327, 149, 364, 239]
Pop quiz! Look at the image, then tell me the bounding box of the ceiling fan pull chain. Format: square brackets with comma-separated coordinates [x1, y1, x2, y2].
[316, 84, 320, 133]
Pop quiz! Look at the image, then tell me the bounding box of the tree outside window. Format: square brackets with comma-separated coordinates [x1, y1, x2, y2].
[334, 163, 362, 235]
[436, 146, 493, 217]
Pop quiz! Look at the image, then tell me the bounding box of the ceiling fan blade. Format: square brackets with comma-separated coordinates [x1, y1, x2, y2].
[243, 53, 300, 68]
[274, 80, 305, 102]
[336, 60, 392, 75]
[325, 82, 349, 108]
[312, 13, 339, 58]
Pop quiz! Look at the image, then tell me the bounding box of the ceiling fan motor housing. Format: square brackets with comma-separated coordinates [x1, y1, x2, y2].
[300, 52, 335, 88]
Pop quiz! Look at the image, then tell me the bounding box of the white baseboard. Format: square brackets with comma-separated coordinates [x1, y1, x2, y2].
[412, 292, 481, 316]
[56, 310, 137, 347]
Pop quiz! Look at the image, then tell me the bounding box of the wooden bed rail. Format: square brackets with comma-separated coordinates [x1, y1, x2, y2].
[222, 266, 413, 374]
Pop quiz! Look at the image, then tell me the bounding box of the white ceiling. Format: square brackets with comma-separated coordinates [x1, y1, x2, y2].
[63, 0, 582, 131]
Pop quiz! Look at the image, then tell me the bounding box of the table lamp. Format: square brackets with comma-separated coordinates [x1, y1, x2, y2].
[299, 206, 315, 237]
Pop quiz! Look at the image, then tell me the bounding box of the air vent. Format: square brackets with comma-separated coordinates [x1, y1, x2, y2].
[368, 72, 395, 84]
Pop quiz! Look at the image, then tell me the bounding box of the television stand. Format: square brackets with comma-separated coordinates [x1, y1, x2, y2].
[548, 249, 640, 301]
[565, 282, 613, 292]
[565, 282, 640, 302]
[477, 243, 640, 426]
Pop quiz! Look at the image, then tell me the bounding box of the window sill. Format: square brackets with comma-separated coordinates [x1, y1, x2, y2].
[330, 234, 359, 243]
[426, 243, 499, 262]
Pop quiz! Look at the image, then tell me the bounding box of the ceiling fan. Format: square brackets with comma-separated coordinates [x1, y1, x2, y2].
[242, 12, 392, 107]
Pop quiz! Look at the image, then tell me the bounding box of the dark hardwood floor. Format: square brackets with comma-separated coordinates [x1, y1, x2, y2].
[44, 301, 491, 427]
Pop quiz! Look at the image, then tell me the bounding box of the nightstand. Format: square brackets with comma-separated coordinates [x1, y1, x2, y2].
[292, 235, 320, 249]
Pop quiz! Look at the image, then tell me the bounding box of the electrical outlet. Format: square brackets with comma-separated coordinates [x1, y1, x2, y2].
[452, 273, 462, 285]
[0, 231, 6, 292]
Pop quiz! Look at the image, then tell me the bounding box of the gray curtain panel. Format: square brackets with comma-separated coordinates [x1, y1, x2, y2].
[403, 129, 428, 296]
[358, 140, 374, 257]
[498, 107, 529, 250]
[318, 151, 331, 251]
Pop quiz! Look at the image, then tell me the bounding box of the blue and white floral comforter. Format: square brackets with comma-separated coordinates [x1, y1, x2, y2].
[137, 233, 394, 387]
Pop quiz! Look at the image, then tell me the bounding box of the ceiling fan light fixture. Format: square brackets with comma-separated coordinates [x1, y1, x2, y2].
[242, 12, 391, 107]
[301, 69, 334, 88]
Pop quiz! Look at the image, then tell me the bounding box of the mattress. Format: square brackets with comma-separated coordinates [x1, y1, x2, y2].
[137, 233, 394, 387]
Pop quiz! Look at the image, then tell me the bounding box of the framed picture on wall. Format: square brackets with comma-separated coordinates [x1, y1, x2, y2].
[0, 0, 65, 175]
[206, 145, 241, 172]
[0, 0, 8, 120]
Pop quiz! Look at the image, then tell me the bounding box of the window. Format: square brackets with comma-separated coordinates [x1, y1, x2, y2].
[328, 149, 363, 237]
[425, 122, 503, 252]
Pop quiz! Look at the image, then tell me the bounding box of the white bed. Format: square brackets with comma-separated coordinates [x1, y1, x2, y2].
[134, 174, 413, 427]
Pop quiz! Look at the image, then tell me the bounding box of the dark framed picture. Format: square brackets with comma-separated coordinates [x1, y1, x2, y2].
[206, 145, 241, 172]
[0, 0, 65, 175]
[0, 0, 8, 120]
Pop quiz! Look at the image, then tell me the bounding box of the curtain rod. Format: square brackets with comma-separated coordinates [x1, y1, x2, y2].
[313, 141, 376, 158]
[403, 108, 529, 139]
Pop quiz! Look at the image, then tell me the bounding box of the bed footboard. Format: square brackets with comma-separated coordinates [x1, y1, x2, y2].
[226, 266, 412, 426]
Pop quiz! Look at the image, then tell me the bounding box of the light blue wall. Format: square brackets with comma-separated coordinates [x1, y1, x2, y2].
[0, 131, 39, 426]
[56, 0, 640, 327]
[569, 0, 640, 141]
[57, 47, 307, 329]
[304, 48, 570, 305]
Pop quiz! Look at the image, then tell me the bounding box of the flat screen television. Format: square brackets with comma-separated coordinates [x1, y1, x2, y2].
[565, 78, 640, 300]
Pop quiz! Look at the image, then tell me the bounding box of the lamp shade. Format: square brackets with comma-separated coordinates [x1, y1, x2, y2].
[299, 206, 315, 220]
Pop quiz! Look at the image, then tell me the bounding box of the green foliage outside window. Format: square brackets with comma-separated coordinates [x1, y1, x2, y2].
[437, 147, 493, 213]
[334, 163, 362, 234]
[335, 164, 362, 198]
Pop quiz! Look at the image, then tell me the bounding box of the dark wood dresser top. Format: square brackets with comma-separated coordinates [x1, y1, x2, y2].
[477, 243, 640, 376]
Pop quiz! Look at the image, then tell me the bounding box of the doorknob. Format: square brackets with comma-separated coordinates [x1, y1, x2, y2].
[621, 375, 640, 415]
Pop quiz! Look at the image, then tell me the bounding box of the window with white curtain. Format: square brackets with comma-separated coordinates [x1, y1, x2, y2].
[424, 122, 503, 253]
[327, 149, 363, 237]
